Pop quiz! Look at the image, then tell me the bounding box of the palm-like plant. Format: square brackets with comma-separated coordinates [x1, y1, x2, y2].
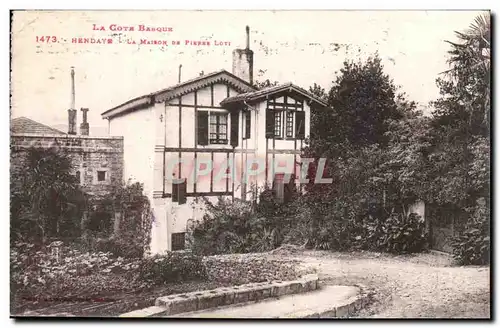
[444, 13, 491, 127]
[11, 147, 86, 242]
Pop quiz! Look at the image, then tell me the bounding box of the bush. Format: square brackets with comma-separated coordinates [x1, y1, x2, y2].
[375, 213, 427, 254]
[189, 185, 305, 256]
[452, 199, 490, 265]
[137, 252, 207, 285]
[10, 242, 145, 301]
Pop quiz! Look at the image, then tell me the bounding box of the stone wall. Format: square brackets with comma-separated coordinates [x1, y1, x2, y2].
[10, 133, 124, 198]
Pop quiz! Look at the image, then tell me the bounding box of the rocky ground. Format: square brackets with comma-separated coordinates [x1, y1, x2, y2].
[274, 249, 490, 318]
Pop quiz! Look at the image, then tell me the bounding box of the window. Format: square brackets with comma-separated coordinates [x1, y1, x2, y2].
[171, 232, 186, 251]
[266, 109, 305, 140]
[286, 111, 294, 138]
[75, 170, 81, 184]
[209, 113, 228, 144]
[97, 170, 106, 182]
[274, 111, 282, 138]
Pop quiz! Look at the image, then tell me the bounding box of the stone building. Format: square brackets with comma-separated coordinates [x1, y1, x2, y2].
[10, 66, 124, 198]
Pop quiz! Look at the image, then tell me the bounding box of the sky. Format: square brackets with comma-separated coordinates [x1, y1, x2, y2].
[11, 10, 485, 134]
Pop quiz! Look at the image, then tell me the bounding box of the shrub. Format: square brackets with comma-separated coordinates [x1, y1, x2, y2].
[451, 199, 490, 265]
[137, 252, 207, 285]
[189, 188, 304, 256]
[375, 213, 427, 253]
[10, 242, 145, 301]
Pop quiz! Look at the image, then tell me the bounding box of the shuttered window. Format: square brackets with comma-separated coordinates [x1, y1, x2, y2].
[209, 113, 228, 144]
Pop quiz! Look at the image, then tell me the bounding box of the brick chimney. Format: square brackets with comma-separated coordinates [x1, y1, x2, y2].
[232, 26, 253, 84]
[68, 67, 77, 135]
[80, 108, 89, 136]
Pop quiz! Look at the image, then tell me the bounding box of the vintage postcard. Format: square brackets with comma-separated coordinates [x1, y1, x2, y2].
[10, 10, 490, 319]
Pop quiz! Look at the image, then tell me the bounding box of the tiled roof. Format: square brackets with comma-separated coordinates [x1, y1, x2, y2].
[220, 82, 328, 107]
[11, 117, 65, 135]
[101, 70, 258, 119]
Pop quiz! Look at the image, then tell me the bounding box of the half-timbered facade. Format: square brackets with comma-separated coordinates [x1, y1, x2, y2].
[101, 28, 327, 254]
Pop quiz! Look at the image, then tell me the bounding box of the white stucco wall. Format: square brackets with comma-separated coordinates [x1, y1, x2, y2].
[107, 107, 156, 198]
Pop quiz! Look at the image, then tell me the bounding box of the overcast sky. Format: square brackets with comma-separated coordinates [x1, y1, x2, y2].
[11, 10, 484, 133]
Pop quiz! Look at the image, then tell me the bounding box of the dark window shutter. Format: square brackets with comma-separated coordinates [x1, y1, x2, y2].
[172, 181, 179, 202]
[197, 111, 209, 146]
[245, 111, 251, 139]
[295, 111, 305, 139]
[230, 111, 239, 147]
[178, 179, 187, 205]
[266, 109, 274, 138]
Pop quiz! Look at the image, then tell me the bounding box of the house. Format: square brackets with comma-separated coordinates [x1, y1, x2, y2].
[101, 27, 328, 254]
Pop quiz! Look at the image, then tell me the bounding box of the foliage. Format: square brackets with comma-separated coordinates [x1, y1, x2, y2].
[10, 242, 146, 300]
[188, 186, 303, 255]
[451, 198, 490, 265]
[11, 242, 207, 302]
[137, 252, 207, 285]
[10, 147, 87, 243]
[87, 182, 153, 258]
[309, 54, 411, 153]
[425, 14, 490, 262]
[373, 213, 427, 254]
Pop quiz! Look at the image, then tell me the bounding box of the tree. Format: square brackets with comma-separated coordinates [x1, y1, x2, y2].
[11, 147, 87, 242]
[308, 83, 328, 101]
[306, 54, 413, 160]
[430, 13, 491, 209]
[443, 13, 490, 129]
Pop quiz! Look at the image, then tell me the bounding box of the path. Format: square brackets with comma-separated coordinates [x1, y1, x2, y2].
[282, 251, 490, 318]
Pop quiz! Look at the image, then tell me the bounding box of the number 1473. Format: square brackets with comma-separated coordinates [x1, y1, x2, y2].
[36, 36, 57, 43]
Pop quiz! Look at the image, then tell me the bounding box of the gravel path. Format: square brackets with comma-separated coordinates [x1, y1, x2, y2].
[279, 250, 490, 318]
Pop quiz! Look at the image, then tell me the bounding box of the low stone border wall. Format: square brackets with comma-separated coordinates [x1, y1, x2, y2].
[283, 283, 373, 318]
[120, 273, 318, 318]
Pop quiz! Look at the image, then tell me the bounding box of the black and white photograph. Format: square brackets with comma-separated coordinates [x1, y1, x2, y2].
[9, 9, 491, 319]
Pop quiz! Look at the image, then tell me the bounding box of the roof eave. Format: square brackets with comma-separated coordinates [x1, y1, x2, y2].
[101, 96, 153, 120]
[221, 85, 328, 108]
